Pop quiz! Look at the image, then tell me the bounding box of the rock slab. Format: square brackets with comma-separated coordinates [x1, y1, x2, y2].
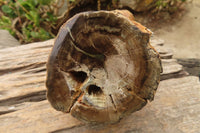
[0, 30, 20, 49]
[0, 38, 198, 132]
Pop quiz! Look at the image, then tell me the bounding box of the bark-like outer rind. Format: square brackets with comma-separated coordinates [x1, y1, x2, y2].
[46, 10, 162, 124]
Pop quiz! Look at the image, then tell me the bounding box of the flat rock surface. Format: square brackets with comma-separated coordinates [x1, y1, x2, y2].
[0, 38, 198, 132]
[57, 76, 200, 133]
[154, 0, 200, 58]
[0, 30, 20, 49]
[0, 76, 199, 133]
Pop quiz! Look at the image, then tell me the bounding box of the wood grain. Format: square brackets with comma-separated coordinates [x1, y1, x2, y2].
[0, 38, 186, 115]
[46, 10, 162, 123]
[0, 15, 194, 131]
[0, 76, 199, 133]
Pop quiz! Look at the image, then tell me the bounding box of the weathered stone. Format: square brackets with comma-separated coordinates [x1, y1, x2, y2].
[0, 101, 83, 133]
[150, 38, 165, 47]
[0, 13, 196, 131]
[177, 58, 200, 77]
[155, 46, 174, 59]
[0, 40, 53, 102]
[63, 76, 200, 133]
[46, 10, 162, 123]
[0, 30, 20, 49]
[0, 32, 185, 116]
[160, 59, 188, 80]
[0, 76, 199, 133]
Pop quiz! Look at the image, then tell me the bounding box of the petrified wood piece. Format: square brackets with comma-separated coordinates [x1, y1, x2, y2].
[56, 0, 114, 33]
[46, 10, 162, 123]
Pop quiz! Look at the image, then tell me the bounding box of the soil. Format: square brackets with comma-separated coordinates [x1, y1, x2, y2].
[136, 0, 200, 59]
[134, 0, 200, 77]
[154, 0, 200, 59]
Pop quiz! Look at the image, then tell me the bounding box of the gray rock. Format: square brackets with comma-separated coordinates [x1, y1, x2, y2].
[57, 0, 68, 16]
[177, 58, 200, 78]
[0, 30, 20, 49]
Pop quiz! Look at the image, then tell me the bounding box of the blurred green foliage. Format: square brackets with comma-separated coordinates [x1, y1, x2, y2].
[0, 0, 57, 43]
[0, 0, 187, 43]
[153, 0, 186, 13]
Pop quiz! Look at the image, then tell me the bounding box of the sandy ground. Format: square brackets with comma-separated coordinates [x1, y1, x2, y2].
[153, 0, 200, 59]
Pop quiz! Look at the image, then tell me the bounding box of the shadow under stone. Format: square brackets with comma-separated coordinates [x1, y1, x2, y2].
[177, 58, 200, 80]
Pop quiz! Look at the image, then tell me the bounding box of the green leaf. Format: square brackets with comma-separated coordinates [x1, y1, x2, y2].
[22, 27, 31, 40]
[27, 0, 38, 6]
[0, 16, 11, 24]
[38, 28, 51, 40]
[27, 24, 34, 30]
[30, 31, 39, 38]
[46, 12, 57, 23]
[30, 10, 39, 26]
[25, 14, 32, 20]
[38, 0, 51, 5]
[69, 0, 75, 2]
[20, 0, 34, 10]
[1, 5, 12, 14]
[0, 16, 14, 36]
[25, 11, 40, 27]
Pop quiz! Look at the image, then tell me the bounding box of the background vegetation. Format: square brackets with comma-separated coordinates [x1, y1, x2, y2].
[0, 0, 61, 43]
[0, 0, 187, 44]
[153, 0, 187, 13]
